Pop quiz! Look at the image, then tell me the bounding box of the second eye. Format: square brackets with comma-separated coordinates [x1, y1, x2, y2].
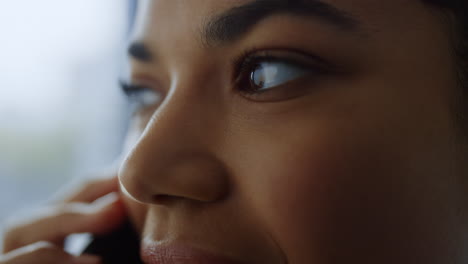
[120, 82, 163, 111]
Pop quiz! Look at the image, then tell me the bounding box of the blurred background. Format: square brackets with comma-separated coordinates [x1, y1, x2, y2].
[0, 0, 135, 244]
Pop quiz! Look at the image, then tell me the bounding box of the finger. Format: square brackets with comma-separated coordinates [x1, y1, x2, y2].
[0, 241, 101, 264]
[56, 176, 120, 204]
[2, 193, 126, 254]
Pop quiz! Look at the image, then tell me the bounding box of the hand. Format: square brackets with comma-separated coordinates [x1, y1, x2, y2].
[0, 175, 127, 264]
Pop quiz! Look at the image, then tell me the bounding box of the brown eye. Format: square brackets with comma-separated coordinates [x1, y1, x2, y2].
[234, 50, 332, 102]
[248, 61, 309, 92]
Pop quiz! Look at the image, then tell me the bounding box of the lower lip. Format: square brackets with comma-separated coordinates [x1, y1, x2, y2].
[141, 242, 244, 264]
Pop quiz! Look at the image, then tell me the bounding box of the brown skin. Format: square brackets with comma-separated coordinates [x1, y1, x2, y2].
[119, 0, 468, 263]
[2, 0, 468, 263]
[1, 176, 124, 264]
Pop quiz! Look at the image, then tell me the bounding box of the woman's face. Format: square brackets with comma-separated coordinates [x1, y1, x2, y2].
[118, 0, 468, 263]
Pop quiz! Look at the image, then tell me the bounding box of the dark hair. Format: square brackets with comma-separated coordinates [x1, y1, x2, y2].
[423, 0, 468, 136]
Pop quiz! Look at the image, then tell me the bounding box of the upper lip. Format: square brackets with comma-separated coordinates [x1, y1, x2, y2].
[141, 239, 246, 264]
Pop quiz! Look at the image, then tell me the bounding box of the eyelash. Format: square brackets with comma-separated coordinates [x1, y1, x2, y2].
[120, 81, 147, 97]
[120, 49, 329, 110]
[233, 48, 327, 96]
[119, 80, 161, 115]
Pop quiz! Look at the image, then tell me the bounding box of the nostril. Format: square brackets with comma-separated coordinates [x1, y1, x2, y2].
[121, 152, 230, 205]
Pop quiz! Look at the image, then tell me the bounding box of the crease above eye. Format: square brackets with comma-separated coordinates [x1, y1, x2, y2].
[251, 61, 309, 92]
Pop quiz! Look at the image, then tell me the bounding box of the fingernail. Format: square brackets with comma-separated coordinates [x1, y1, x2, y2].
[73, 254, 102, 264]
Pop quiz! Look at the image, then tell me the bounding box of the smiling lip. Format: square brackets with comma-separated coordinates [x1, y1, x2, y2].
[141, 241, 245, 264]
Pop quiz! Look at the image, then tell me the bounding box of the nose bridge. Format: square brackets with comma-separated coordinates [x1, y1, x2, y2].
[147, 77, 222, 154]
[119, 81, 229, 204]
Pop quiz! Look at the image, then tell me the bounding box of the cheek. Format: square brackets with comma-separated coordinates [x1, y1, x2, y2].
[242, 128, 463, 263]
[251, 133, 381, 261]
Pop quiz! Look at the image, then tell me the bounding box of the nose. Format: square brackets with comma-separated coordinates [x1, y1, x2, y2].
[119, 89, 230, 205]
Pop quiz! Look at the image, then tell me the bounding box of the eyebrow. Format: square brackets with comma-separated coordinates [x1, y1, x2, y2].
[128, 0, 360, 62]
[202, 0, 360, 46]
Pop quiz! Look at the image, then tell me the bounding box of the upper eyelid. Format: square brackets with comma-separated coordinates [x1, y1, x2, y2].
[240, 55, 313, 73]
[234, 51, 327, 85]
[119, 79, 167, 94]
[119, 80, 147, 96]
[119, 80, 143, 90]
[123, 50, 329, 92]
[234, 49, 330, 77]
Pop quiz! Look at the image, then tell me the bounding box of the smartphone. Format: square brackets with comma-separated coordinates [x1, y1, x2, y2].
[82, 221, 143, 264]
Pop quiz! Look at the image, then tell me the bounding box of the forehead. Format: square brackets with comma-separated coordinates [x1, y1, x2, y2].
[133, 0, 239, 36]
[130, 0, 442, 62]
[134, 0, 422, 31]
